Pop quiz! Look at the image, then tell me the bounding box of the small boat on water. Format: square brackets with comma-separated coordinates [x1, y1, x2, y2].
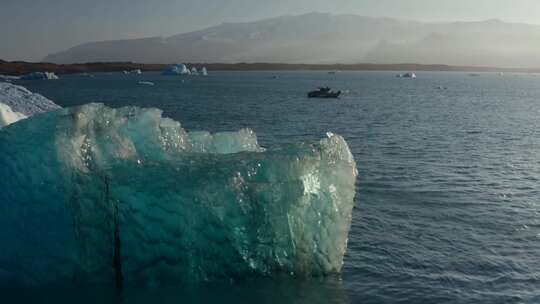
[308, 87, 341, 98]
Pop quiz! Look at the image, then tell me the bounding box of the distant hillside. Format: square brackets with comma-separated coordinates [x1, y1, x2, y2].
[0, 61, 166, 76]
[2, 60, 540, 76]
[42, 13, 540, 68]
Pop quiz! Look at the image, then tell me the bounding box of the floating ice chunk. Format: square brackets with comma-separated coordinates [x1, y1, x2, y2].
[0, 74, 20, 82]
[20, 71, 59, 80]
[162, 64, 190, 75]
[396, 72, 416, 78]
[138, 81, 154, 86]
[0, 103, 357, 287]
[0, 82, 60, 118]
[201, 67, 208, 76]
[0, 102, 27, 127]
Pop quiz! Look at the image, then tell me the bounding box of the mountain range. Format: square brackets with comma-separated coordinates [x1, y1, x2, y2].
[43, 12, 540, 68]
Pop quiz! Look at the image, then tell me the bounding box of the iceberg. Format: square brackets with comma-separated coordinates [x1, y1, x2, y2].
[0, 74, 20, 82]
[396, 72, 416, 78]
[0, 103, 357, 288]
[20, 71, 59, 80]
[0, 82, 61, 118]
[201, 67, 208, 76]
[162, 64, 190, 75]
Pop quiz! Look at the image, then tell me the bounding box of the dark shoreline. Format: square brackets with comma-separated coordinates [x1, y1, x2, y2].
[2, 59, 540, 76]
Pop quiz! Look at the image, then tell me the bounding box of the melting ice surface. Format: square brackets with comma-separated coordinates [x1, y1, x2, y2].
[0, 103, 357, 288]
[0, 103, 26, 127]
[0, 82, 61, 115]
[0, 82, 61, 127]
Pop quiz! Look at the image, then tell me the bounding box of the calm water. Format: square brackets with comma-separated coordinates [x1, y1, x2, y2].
[18, 71, 540, 303]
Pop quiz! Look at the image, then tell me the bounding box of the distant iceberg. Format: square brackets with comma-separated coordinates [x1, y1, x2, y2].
[0, 102, 357, 287]
[130, 69, 142, 75]
[191, 67, 199, 75]
[0, 82, 60, 128]
[20, 71, 59, 80]
[0, 74, 20, 82]
[162, 64, 190, 75]
[201, 67, 208, 76]
[396, 72, 416, 78]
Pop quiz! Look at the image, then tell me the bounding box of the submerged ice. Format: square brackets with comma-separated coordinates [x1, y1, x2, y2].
[0, 103, 357, 287]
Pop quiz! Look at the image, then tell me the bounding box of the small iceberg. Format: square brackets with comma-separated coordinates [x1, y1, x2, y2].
[138, 81, 154, 86]
[130, 69, 142, 75]
[162, 64, 190, 75]
[0, 74, 20, 82]
[191, 67, 199, 75]
[396, 72, 416, 78]
[20, 72, 59, 80]
[201, 67, 208, 76]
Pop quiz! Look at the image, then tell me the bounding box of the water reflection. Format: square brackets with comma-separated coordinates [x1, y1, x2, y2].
[4, 276, 350, 304]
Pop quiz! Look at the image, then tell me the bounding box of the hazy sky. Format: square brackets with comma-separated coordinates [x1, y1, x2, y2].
[2, 0, 540, 61]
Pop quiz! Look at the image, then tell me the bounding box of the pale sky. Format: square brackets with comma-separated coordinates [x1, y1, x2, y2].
[1, 0, 540, 61]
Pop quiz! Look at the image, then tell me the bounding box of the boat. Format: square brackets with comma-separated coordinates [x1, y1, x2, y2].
[307, 87, 341, 98]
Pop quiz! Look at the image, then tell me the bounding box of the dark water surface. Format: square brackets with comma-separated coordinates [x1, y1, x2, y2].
[19, 71, 540, 303]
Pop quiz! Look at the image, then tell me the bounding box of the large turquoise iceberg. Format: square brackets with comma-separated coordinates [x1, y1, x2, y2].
[0, 103, 357, 288]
